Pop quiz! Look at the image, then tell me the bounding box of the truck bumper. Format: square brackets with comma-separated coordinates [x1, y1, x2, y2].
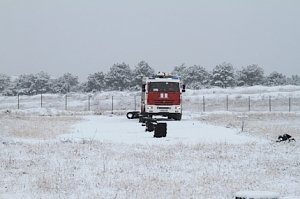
[145, 105, 181, 114]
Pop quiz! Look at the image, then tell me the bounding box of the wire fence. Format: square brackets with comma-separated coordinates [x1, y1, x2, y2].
[183, 95, 300, 112]
[0, 92, 300, 113]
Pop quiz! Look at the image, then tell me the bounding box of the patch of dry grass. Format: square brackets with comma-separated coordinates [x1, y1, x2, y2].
[0, 114, 82, 139]
[198, 112, 300, 141]
[0, 141, 299, 198]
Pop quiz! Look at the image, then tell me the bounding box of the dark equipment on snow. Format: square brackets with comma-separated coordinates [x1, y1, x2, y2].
[141, 117, 167, 138]
[126, 111, 140, 119]
[276, 134, 296, 142]
[154, 123, 167, 138]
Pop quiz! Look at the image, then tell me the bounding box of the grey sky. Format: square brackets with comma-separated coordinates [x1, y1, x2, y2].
[0, 0, 300, 81]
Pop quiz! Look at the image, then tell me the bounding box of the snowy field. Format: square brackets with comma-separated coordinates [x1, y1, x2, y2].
[1, 86, 300, 198]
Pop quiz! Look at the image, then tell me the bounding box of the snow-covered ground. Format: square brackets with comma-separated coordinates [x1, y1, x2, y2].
[1, 86, 300, 198]
[60, 115, 261, 145]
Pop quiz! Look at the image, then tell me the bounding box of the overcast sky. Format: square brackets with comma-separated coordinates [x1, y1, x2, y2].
[0, 0, 300, 80]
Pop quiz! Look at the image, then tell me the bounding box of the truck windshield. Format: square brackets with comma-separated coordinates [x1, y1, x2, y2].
[148, 82, 179, 92]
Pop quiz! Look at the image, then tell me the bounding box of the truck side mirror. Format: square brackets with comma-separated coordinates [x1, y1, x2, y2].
[142, 84, 146, 92]
[182, 85, 186, 92]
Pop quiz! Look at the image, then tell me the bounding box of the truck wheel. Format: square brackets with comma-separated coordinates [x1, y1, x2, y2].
[173, 114, 182, 121]
[127, 111, 139, 119]
[127, 112, 134, 119]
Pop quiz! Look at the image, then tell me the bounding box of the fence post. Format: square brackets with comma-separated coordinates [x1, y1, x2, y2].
[248, 96, 251, 112]
[203, 96, 205, 112]
[111, 96, 114, 114]
[17, 94, 20, 109]
[65, 95, 68, 111]
[41, 93, 43, 108]
[226, 95, 229, 111]
[269, 96, 271, 112]
[134, 95, 137, 111]
[289, 97, 291, 112]
[88, 95, 91, 111]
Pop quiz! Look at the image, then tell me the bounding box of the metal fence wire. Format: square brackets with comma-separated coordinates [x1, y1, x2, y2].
[0, 93, 299, 113]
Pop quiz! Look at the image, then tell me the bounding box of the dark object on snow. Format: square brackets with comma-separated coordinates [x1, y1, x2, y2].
[142, 117, 167, 138]
[145, 120, 156, 132]
[126, 111, 140, 119]
[5, 110, 11, 114]
[276, 134, 296, 142]
[142, 117, 157, 132]
[154, 123, 167, 138]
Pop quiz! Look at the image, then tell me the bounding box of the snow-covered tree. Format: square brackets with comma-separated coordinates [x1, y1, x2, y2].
[84, 72, 106, 92]
[0, 74, 11, 94]
[211, 62, 235, 88]
[183, 65, 211, 89]
[12, 72, 51, 95]
[105, 63, 132, 90]
[132, 61, 155, 89]
[265, 71, 287, 86]
[32, 71, 51, 93]
[237, 64, 265, 86]
[287, 75, 300, 85]
[171, 64, 188, 81]
[51, 73, 79, 93]
[13, 74, 36, 95]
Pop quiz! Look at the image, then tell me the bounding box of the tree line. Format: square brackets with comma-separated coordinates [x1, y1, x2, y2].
[1, 61, 300, 96]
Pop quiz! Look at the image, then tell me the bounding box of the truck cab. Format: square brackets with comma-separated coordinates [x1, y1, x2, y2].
[141, 73, 185, 120]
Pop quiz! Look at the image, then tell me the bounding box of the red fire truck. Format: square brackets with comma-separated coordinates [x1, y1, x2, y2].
[140, 72, 185, 120]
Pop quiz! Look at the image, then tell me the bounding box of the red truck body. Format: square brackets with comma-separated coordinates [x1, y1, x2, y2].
[141, 73, 185, 120]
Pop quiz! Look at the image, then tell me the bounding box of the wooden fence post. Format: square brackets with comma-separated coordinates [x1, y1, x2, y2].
[88, 95, 91, 111]
[134, 95, 137, 111]
[17, 94, 20, 109]
[269, 96, 271, 112]
[289, 97, 291, 112]
[248, 96, 251, 112]
[41, 93, 43, 108]
[111, 96, 114, 114]
[65, 95, 68, 111]
[203, 96, 205, 112]
[226, 95, 229, 111]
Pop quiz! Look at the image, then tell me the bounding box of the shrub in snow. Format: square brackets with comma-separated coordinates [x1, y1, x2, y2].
[51, 73, 79, 94]
[105, 63, 132, 91]
[236, 64, 265, 86]
[211, 62, 236, 88]
[84, 72, 106, 92]
[0, 74, 11, 93]
[265, 71, 287, 86]
[287, 75, 300, 85]
[172, 64, 211, 89]
[131, 61, 155, 89]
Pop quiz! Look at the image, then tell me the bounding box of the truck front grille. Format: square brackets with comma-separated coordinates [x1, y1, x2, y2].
[153, 100, 175, 105]
[157, 107, 171, 109]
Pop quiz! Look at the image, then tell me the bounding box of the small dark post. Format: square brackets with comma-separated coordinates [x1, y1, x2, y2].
[88, 95, 91, 111]
[65, 95, 68, 111]
[269, 96, 271, 112]
[111, 96, 114, 114]
[134, 95, 137, 111]
[289, 97, 291, 112]
[41, 93, 43, 108]
[203, 96, 205, 112]
[226, 95, 229, 111]
[17, 94, 20, 109]
[248, 96, 251, 112]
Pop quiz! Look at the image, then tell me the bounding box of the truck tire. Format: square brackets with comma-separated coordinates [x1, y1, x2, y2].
[173, 113, 182, 121]
[126, 111, 140, 119]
